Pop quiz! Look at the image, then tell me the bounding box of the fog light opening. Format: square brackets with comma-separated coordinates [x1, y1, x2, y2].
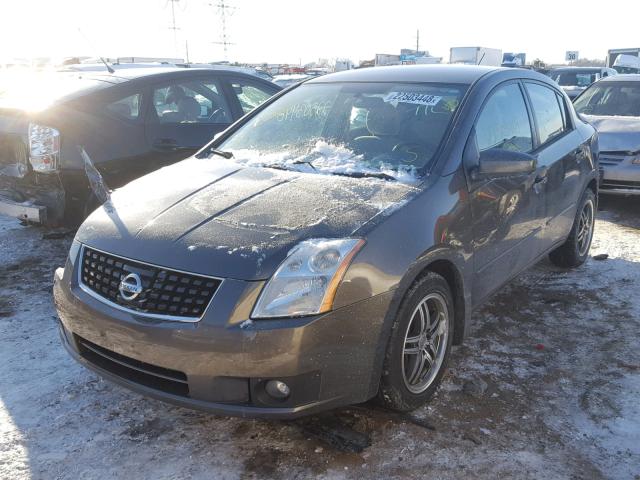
[265, 380, 291, 400]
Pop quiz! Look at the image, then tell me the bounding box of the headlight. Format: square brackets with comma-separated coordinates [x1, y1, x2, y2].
[252, 238, 365, 318]
[68, 239, 82, 267]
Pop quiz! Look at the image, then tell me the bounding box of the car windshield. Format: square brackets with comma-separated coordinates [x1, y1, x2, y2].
[217, 81, 466, 182]
[552, 71, 598, 87]
[574, 82, 640, 117]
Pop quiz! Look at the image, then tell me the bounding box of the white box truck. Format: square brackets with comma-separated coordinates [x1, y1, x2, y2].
[607, 48, 640, 73]
[449, 47, 503, 66]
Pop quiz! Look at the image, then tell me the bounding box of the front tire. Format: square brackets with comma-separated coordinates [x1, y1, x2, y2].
[378, 272, 454, 412]
[549, 189, 596, 268]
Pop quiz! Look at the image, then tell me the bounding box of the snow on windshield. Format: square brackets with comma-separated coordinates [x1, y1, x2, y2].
[227, 140, 420, 184]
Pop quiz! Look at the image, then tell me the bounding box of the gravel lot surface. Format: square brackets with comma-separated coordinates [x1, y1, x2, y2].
[0, 196, 639, 480]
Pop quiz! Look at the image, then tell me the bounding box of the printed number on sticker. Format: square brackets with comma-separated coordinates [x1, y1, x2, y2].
[384, 92, 442, 106]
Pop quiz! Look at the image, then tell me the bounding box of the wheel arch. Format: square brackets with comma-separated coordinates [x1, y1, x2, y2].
[365, 248, 472, 398]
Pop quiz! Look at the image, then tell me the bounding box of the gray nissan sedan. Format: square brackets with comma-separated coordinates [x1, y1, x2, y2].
[54, 65, 599, 418]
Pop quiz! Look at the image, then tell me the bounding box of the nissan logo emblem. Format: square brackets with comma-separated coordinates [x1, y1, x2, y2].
[119, 272, 143, 301]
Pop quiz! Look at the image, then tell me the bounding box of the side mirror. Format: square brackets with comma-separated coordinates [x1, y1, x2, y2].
[464, 128, 537, 181]
[477, 148, 537, 177]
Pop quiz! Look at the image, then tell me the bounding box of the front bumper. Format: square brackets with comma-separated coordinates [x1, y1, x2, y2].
[599, 153, 640, 195]
[53, 251, 394, 419]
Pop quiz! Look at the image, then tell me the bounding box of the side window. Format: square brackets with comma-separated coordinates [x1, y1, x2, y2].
[152, 80, 232, 124]
[230, 80, 275, 114]
[525, 83, 566, 145]
[106, 93, 140, 120]
[476, 83, 533, 153]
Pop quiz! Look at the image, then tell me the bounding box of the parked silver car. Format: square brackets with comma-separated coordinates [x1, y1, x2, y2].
[574, 74, 640, 195]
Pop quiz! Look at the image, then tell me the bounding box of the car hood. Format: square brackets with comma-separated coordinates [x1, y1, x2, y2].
[583, 115, 640, 153]
[77, 157, 418, 281]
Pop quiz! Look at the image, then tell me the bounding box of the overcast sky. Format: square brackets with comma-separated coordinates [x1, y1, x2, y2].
[1, 0, 637, 65]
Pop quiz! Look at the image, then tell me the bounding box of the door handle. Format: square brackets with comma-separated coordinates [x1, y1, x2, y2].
[534, 166, 548, 184]
[153, 139, 193, 151]
[533, 166, 548, 194]
[153, 139, 179, 151]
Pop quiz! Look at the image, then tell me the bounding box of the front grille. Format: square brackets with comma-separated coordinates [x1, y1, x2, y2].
[76, 335, 189, 397]
[599, 154, 625, 166]
[601, 179, 640, 190]
[80, 246, 221, 320]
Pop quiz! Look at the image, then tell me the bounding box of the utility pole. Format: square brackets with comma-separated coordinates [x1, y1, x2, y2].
[209, 0, 236, 60]
[416, 29, 419, 54]
[167, 0, 183, 59]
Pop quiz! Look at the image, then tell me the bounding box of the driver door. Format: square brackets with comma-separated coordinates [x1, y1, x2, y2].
[144, 76, 234, 168]
[467, 81, 547, 304]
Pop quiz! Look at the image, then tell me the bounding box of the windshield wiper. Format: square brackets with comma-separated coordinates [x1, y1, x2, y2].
[292, 159, 317, 170]
[332, 171, 396, 181]
[263, 163, 292, 171]
[209, 148, 234, 159]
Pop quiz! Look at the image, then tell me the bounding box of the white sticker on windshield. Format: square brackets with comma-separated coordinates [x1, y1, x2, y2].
[383, 92, 442, 107]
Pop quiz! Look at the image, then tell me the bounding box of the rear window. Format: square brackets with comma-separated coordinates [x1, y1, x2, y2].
[0, 73, 113, 111]
[551, 71, 599, 87]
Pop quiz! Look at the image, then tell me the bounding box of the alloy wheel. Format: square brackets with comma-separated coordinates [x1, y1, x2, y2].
[401, 292, 449, 394]
[577, 199, 595, 257]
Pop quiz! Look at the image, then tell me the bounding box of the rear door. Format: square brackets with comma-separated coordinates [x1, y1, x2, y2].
[144, 75, 234, 166]
[523, 82, 582, 249]
[81, 89, 149, 189]
[467, 81, 547, 303]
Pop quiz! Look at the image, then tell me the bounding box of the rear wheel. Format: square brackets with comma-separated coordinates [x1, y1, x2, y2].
[549, 189, 596, 268]
[378, 272, 454, 411]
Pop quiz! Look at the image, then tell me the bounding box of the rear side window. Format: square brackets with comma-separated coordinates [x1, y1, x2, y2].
[230, 80, 275, 114]
[525, 83, 566, 145]
[106, 94, 140, 120]
[152, 79, 232, 124]
[476, 83, 533, 153]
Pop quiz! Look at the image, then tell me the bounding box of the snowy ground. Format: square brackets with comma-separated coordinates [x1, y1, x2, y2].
[0, 196, 639, 480]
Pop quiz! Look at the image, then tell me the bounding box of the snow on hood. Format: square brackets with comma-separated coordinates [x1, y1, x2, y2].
[583, 115, 640, 153]
[77, 156, 418, 281]
[228, 140, 421, 184]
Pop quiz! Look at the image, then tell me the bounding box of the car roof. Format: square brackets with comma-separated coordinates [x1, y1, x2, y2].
[306, 65, 504, 85]
[81, 67, 263, 83]
[597, 74, 640, 83]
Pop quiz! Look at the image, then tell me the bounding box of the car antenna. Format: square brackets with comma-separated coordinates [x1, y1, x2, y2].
[77, 28, 115, 74]
[477, 52, 486, 65]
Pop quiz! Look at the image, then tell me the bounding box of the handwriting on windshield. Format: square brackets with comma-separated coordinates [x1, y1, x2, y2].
[277, 101, 332, 122]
